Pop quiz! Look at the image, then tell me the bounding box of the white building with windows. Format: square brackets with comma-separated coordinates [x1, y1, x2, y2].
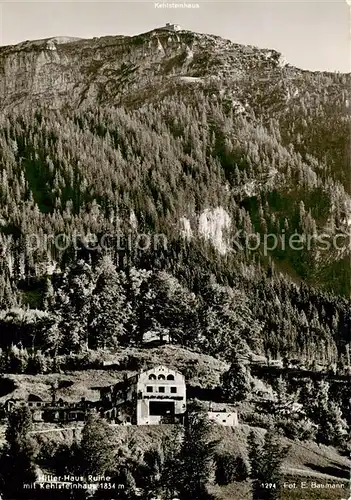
[164, 23, 182, 31]
[100, 365, 186, 425]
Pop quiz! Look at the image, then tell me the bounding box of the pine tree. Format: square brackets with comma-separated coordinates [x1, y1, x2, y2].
[89, 256, 129, 348]
[80, 413, 116, 476]
[42, 277, 55, 311]
[176, 402, 218, 500]
[305, 381, 349, 446]
[149, 270, 200, 346]
[0, 406, 37, 499]
[248, 431, 264, 492]
[160, 427, 182, 500]
[221, 354, 251, 402]
[54, 261, 94, 351]
[248, 428, 288, 500]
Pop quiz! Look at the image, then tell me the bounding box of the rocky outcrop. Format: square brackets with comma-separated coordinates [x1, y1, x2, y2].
[0, 29, 290, 111]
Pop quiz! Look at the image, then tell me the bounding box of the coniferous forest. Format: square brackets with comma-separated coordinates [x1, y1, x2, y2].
[0, 25, 350, 500]
[0, 88, 349, 367]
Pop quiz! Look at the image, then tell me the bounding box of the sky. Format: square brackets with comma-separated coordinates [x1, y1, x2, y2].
[0, 0, 349, 72]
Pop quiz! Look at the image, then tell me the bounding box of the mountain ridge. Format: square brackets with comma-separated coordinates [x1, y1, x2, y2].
[0, 28, 312, 113]
[1, 27, 341, 75]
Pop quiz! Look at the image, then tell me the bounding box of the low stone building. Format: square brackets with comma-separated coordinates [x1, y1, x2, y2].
[207, 402, 239, 427]
[207, 410, 238, 427]
[4, 396, 95, 423]
[100, 365, 186, 425]
[142, 329, 170, 346]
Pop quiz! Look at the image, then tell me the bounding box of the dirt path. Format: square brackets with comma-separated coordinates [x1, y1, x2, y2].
[283, 467, 350, 484]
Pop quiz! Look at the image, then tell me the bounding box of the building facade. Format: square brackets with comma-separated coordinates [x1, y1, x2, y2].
[100, 365, 186, 425]
[164, 23, 182, 31]
[3, 396, 95, 423]
[2, 366, 240, 428]
[207, 410, 238, 427]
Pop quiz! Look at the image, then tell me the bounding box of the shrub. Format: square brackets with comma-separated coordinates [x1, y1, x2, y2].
[26, 351, 48, 374]
[244, 412, 275, 429]
[58, 350, 106, 370]
[117, 355, 143, 371]
[215, 453, 249, 485]
[275, 416, 317, 441]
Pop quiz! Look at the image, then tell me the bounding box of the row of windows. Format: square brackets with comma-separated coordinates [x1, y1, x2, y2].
[27, 401, 84, 408]
[146, 386, 177, 394]
[148, 374, 175, 380]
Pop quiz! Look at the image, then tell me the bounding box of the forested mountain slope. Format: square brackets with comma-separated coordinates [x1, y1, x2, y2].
[0, 29, 350, 368]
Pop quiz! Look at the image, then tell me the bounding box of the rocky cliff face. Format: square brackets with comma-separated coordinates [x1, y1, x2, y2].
[0, 28, 288, 111]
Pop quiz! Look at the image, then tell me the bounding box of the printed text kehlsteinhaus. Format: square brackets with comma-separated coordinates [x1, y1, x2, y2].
[155, 2, 200, 8]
